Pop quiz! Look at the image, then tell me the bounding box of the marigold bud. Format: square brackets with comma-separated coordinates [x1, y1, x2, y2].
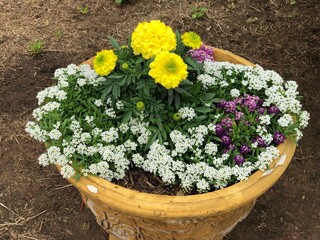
[172, 112, 182, 121]
[121, 63, 129, 69]
[136, 101, 145, 110]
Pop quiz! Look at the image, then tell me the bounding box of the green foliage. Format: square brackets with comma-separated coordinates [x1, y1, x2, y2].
[54, 30, 63, 39]
[290, 0, 297, 5]
[28, 39, 44, 54]
[191, 6, 207, 19]
[95, 33, 214, 144]
[115, 0, 132, 4]
[78, 5, 89, 14]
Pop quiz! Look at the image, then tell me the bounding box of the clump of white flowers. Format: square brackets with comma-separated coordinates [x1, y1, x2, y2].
[26, 57, 309, 194]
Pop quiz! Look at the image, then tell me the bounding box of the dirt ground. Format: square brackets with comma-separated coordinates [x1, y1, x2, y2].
[0, 0, 319, 239]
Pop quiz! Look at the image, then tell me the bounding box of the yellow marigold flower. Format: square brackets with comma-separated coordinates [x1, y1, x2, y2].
[93, 50, 118, 76]
[149, 51, 188, 89]
[181, 32, 202, 49]
[131, 20, 177, 59]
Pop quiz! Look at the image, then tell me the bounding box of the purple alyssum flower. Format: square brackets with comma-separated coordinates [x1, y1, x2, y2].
[188, 45, 214, 63]
[242, 94, 260, 112]
[220, 135, 231, 146]
[215, 124, 225, 136]
[223, 143, 236, 154]
[218, 99, 227, 109]
[221, 117, 233, 129]
[234, 154, 245, 165]
[240, 143, 251, 155]
[268, 105, 281, 115]
[235, 111, 244, 121]
[253, 136, 267, 148]
[225, 101, 237, 113]
[258, 107, 265, 115]
[273, 131, 285, 145]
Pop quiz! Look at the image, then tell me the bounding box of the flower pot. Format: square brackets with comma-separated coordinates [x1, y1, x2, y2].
[56, 48, 296, 240]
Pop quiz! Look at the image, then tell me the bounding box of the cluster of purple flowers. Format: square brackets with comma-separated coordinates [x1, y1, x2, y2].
[218, 94, 263, 114]
[187, 45, 214, 63]
[214, 94, 285, 166]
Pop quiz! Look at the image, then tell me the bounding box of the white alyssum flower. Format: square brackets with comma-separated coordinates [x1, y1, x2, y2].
[77, 78, 86, 86]
[66, 64, 77, 76]
[232, 163, 254, 181]
[277, 114, 293, 127]
[219, 80, 229, 87]
[85, 116, 94, 124]
[197, 74, 216, 88]
[207, 123, 216, 132]
[196, 179, 210, 193]
[119, 123, 129, 133]
[259, 115, 271, 125]
[89, 161, 114, 180]
[295, 128, 303, 141]
[204, 142, 218, 156]
[189, 125, 208, 147]
[230, 88, 240, 98]
[285, 81, 299, 98]
[264, 84, 302, 114]
[170, 130, 190, 155]
[132, 153, 144, 167]
[262, 133, 273, 145]
[32, 101, 60, 121]
[80, 132, 91, 143]
[178, 107, 196, 121]
[255, 146, 279, 170]
[94, 99, 103, 107]
[137, 128, 151, 145]
[48, 129, 62, 140]
[63, 145, 76, 157]
[25, 121, 47, 142]
[60, 165, 75, 179]
[212, 153, 229, 167]
[116, 101, 124, 110]
[105, 108, 116, 118]
[101, 127, 119, 143]
[36, 86, 67, 105]
[123, 139, 137, 151]
[299, 110, 310, 128]
[92, 128, 102, 137]
[38, 153, 49, 166]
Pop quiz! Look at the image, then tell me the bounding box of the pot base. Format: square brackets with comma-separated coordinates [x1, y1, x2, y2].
[82, 193, 255, 240]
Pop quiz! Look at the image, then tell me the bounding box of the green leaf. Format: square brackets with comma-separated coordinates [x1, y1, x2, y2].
[175, 87, 193, 97]
[194, 115, 207, 122]
[194, 106, 213, 113]
[189, 81, 202, 96]
[184, 57, 201, 71]
[108, 73, 125, 79]
[155, 114, 163, 130]
[144, 132, 158, 151]
[211, 98, 221, 103]
[101, 85, 113, 100]
[109, 36, 120, 50]
[121, 110, 132, 123]
[202, 93, 216, 101]
[211, 136, 222, 142]
[174, 92, 181, 109]
[179, 79, 193, 86]
[112, 84, 121, 99]
[168, 89, 174, 105]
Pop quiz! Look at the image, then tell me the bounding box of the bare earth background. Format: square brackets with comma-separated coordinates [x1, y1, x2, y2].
[0, 0, 319, 239]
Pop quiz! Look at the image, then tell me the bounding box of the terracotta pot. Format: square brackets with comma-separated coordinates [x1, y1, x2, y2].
[56, 48, 296, 240]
